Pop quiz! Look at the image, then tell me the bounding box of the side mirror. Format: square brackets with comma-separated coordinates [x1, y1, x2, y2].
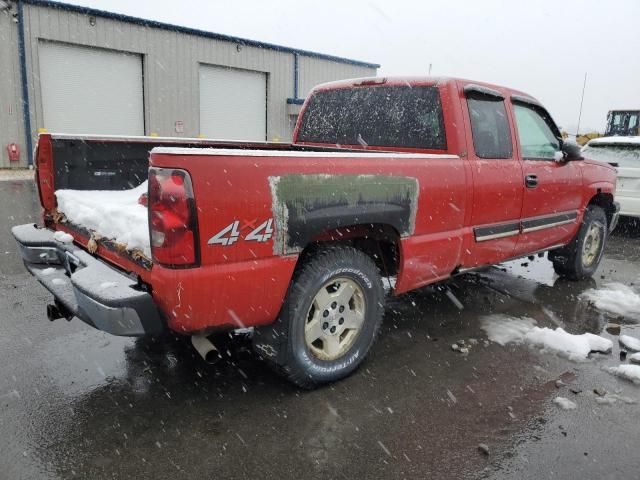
[561, 140, 583, 161]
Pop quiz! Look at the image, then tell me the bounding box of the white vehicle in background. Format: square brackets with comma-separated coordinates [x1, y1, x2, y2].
[583, 136, 640, 219]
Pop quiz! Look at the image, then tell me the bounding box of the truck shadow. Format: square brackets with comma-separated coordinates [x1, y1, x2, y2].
[35, 257, 611, 479]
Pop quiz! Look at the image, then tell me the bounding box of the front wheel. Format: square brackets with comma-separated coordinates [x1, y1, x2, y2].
[252, 245, 384, 389]
[550, 205, 608, 280]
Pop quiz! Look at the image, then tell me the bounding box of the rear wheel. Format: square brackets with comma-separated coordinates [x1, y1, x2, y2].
[550, 205, 607, 280]
[252, 245, 384, 389]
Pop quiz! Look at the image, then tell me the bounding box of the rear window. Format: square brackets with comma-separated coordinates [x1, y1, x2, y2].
[296, 86, 447, 150]
[582, 143, 640, 168]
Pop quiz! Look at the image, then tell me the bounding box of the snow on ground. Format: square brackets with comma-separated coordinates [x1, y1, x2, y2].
[629, 353, 640, 364]
[41, 267, 56, 276]
[525, 328, 612, 361]
[607, 365, 640, 384]
[55, 181, 150, 256]
[553, 397, 577, 410]
[619, 335, 640, 352]
[595, 394, 637, 405]
[481, 314, 612, 361]
[479, 314, 536, 345]
[580, 283, 640, 320]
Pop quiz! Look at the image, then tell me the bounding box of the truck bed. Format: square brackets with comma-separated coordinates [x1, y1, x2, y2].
[38, 133, 355, 195]
[35, 134, 367, 272]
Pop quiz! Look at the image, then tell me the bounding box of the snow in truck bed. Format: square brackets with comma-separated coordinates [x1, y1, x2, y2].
[54, 181, 151, 257]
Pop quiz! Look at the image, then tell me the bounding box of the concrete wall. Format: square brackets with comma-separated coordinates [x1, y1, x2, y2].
[0, 1, 377, 168]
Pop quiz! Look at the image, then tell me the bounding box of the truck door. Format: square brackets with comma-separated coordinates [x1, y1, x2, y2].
[460, 85, 524, 267]
[511, 99, 583, 256]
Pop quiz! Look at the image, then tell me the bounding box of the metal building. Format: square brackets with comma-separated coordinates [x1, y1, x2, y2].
[0, 0, 379, 168]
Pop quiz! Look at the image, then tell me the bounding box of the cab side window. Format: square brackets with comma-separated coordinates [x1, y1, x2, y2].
[467, 96, 513, 159]
[513, 104, 561, 160]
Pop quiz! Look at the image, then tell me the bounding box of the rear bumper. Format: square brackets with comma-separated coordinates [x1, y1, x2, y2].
[616, 195, 640, 219]
[11, 224, 164, 336]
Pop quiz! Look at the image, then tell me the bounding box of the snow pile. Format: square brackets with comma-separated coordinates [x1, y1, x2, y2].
[629, 352, 640, 364]
[525, 328, 612, 361]
[53, 231, 74, 244]
[619, 334, 640, 352]
[479, 314, 536, 346]
[607, 365, 640, 384]
[481, 314, 612, 361]
[553, 397, 577, 410]
[55, 181, 150, 256]
[580, 283, 640, 320]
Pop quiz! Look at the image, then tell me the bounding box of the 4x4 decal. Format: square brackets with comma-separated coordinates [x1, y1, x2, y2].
[208, 219, 273, 246]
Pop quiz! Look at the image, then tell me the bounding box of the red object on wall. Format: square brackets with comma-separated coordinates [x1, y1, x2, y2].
[7, 143, 20, 162]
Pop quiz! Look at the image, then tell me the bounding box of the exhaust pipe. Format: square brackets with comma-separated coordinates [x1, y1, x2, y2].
[47, 302, 73, 321]
[191, 335, 222, 364]
[47, 303, 62, 321]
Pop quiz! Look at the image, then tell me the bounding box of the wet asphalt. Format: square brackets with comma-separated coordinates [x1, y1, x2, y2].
[1, 178, 640, 480]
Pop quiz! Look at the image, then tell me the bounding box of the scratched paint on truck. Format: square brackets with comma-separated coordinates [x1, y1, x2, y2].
[269, 174, 419, 255]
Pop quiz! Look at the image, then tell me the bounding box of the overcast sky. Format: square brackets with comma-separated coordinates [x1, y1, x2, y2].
[72, 0, 639, 133]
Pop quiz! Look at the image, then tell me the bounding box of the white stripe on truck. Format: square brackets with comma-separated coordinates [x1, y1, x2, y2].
[150, 147, 459, 159]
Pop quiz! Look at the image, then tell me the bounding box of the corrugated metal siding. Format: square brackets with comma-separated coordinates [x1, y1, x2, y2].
[0, 3, 376, 167]
[299, 56, 374, 98]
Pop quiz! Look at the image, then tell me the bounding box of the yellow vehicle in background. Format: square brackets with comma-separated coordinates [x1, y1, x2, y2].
[576, 132, 603, 146]
[572, 110, 639, 146]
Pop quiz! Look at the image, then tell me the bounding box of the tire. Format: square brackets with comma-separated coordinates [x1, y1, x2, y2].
[252, 245, 384, 389]
[550, 205, 608, 280]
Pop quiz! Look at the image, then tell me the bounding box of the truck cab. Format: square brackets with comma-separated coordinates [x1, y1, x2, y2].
[605, 110, 640, 137]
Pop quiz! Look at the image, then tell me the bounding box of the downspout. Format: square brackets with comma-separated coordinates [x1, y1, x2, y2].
[293, 52, 299, 100]
[17, 0, 34, 167]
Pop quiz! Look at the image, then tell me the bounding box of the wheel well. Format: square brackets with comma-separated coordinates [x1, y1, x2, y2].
[588, 192, 615, 226]
[297, 224, 401, 278]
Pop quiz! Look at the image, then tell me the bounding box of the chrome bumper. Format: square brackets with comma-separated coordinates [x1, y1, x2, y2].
[11, 224, 164, 336]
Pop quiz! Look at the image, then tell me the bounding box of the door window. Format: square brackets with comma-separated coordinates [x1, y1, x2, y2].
[467, 97, 512, 158]
[513, 104, 561, 160]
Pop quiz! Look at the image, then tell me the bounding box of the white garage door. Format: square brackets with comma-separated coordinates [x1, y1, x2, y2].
[199, 65, 266, 141]
[39, 42, 144, 135]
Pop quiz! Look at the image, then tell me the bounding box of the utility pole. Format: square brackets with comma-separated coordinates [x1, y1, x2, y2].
[428, 63, 432, 76]
[576, 72, 587, 137]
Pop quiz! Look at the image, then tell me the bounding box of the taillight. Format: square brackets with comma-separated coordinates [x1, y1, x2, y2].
[148, 167, 199, 268]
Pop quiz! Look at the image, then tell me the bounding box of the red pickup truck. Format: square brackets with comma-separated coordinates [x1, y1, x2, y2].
[13, 76, 619, 387]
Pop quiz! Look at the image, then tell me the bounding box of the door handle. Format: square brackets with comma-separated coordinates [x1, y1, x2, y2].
[525, 174, 538, 188]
